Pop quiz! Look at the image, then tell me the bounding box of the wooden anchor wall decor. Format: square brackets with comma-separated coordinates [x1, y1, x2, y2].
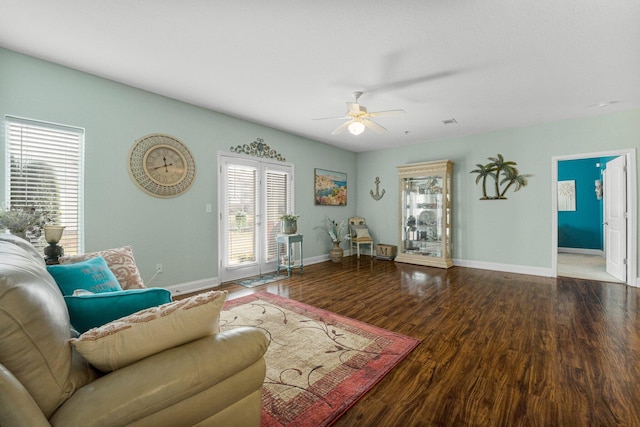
[370, 176, 385, 201]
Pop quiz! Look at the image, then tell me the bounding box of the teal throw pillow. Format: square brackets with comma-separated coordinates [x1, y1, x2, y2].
[47, 256, 123, 296]
[64, 288, 173, 333]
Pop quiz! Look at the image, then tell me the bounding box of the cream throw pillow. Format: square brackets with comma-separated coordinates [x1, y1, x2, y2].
[352, 224, 371, 239]
[356, 228, 371, 238]
[70, 290, 227, 372]
[59, 246, 145, 290]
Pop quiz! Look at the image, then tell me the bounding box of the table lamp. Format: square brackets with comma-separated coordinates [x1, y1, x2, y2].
[44, 225, 65, 263]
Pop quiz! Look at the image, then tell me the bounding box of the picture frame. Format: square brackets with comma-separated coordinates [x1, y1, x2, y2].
[314, 168, 347, 206]
[558, 180, 576, 211]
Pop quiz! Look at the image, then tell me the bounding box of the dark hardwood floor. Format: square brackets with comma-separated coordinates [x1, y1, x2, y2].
[210, 256, 640, 426]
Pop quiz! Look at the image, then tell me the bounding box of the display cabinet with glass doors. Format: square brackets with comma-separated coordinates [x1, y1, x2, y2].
[396, 160, 453, 268]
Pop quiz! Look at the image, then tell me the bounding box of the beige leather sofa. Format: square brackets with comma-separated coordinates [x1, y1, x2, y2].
[0, 234, 268, 427]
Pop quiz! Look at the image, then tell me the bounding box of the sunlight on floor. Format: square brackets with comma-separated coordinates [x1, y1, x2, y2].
[557, 253, 623, 283]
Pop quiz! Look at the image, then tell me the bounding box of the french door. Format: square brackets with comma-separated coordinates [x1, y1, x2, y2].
[218, 154, 294, 283]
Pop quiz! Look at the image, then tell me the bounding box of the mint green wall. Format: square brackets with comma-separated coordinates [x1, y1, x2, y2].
[2, 48, 639, 285]
[356, 110, 640, 270]
[0, 48, 356, 286]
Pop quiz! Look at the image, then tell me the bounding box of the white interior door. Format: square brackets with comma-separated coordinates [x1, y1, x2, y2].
[603, 156, 627, 282]
[218, 154, 293, 283]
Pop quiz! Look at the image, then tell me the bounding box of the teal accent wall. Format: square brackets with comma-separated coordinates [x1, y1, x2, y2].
[2, 47, 640, 284]
[557, 157, 618, 250]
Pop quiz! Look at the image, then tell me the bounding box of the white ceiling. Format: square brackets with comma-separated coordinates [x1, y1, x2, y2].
[1, 1, 639, 153]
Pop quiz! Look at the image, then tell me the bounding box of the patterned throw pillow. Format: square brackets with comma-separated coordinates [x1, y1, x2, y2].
[351, 224, 371, 239]
[59, 246, 145, 290]
[70, 290, 228, 372]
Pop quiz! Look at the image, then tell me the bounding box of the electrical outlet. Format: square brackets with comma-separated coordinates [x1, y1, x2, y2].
[155, 263, 163, 274]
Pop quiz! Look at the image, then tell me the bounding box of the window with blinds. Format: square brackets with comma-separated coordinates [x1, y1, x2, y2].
[5, 116, 84, 254]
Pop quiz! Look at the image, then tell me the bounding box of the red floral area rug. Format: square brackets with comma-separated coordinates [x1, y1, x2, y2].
[221, 291, 420, 427]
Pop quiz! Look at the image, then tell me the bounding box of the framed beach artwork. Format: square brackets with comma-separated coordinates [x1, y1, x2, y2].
[558, 180, 576, 211]
[314, 168, 347, 206]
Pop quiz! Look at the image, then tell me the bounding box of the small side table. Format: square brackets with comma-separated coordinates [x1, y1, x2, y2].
[276, 234, 303, 277]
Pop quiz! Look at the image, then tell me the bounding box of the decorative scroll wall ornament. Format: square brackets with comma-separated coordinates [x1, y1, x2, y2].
[470, 153, 531, 200]
[370, 176, 386, 201]
[229, 137, 286, 161]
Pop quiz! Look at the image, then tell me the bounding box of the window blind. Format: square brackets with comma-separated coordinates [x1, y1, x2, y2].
[5, 116, 84, 254]
[265, 169, 291, 261]
[226, 164, 257, 266]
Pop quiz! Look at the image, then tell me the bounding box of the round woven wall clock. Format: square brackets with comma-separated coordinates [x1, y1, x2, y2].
[128, 133, 196, 198]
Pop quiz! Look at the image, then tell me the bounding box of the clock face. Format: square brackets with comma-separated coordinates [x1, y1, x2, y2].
[143, 145, 188, 186]
[128, 134, 196, 198]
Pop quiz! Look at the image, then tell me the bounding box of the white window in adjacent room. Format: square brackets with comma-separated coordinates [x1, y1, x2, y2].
[4, 116, 84, 254]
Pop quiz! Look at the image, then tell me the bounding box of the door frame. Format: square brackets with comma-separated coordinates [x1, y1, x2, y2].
[217, 152, 295, 283]
[551, 148, 637, 286]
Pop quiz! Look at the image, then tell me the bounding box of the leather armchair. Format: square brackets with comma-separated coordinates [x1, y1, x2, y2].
[0, 234, 268, 426]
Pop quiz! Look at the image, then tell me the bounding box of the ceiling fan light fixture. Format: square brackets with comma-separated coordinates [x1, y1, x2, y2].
[348, 121, 365, 135]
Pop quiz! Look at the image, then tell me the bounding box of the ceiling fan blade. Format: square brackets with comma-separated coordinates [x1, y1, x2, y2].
[367, 109, 406, 118]
[369, 68, 461, 93]
[331, 120, 353, 135]
[363, 119, 386, 134]
[312, 115, 350, 121]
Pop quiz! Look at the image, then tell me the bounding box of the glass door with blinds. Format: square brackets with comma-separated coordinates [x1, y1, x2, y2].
[218, 154, 294, 283]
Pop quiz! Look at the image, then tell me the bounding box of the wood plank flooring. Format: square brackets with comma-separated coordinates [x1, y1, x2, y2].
[209, 256, 640, 426]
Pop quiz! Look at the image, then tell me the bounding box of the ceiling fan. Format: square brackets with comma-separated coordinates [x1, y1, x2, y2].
[314, 92, 405, 136]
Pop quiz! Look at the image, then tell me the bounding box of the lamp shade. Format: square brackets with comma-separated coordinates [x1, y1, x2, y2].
[44, 226, 65, 244]
[348, 121, 365, 135]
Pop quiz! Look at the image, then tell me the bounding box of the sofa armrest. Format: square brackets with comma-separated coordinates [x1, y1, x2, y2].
[0, 363, 51, 427]
[50, 327, 268, 427]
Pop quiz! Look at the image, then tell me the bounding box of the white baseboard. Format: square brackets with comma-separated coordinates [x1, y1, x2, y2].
[453, 259, 640, 287]
[558, 247, 604, 256]
[304, 254, 331, 265]
[452, 258, 554, 277]
[165, 255, 332, 296]
[165, 277, 219, 296]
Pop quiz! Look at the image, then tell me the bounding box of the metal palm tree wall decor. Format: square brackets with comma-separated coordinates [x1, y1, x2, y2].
[470, 154, 531, 200]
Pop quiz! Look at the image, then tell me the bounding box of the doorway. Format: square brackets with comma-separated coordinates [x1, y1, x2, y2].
[551, 149, 637, 286]
[218, 153, 294, 283]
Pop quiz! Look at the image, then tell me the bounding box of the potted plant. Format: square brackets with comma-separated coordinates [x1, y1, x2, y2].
[315, 217, 347, 262]
[235, 210, 247, 228]
[279, 213, 299, 234]
[0, 205, 49, 241]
